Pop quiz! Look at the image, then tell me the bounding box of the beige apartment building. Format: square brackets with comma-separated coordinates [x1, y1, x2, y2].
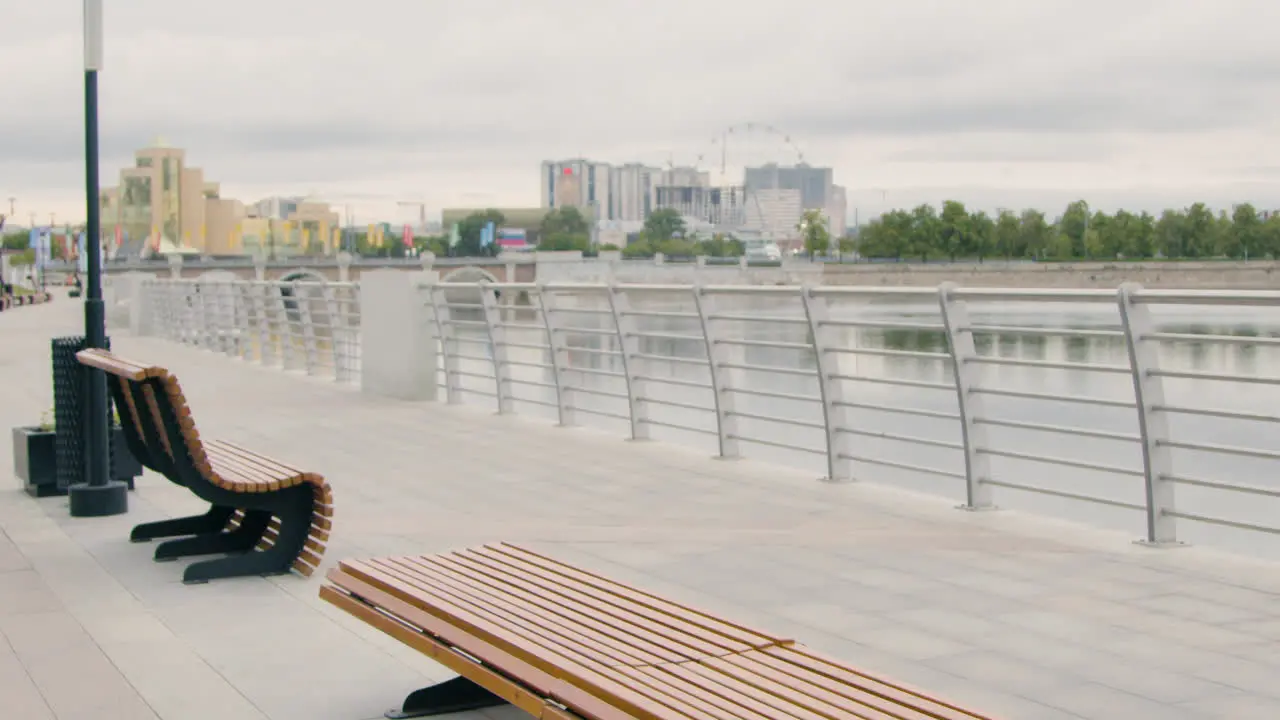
[101, 139, 339, 257]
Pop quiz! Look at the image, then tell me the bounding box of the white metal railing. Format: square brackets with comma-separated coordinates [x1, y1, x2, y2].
[143, 279, 361, 383]
[141, 277, 1280, 555]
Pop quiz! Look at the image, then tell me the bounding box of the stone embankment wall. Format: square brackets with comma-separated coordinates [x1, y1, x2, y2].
[820, 261, 1280, 289]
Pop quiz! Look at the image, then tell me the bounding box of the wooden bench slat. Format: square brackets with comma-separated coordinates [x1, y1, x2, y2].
[372, 557, 665, 670]
[483, 544, 787, 650]
[642, 664, 829, 720]
[75, 349, 158, 381]
[648, 661, 861, 720]
[605, 665, 770, 720]
[759, 647, 992, 720]
[445, 551, 758, 660]
[706, 655, 937, 720]
[327, 568, 679, 720]
[394, 556, 683, 667]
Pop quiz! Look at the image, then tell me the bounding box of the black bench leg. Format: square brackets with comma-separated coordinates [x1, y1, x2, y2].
[181, 490, 310, 584]
[130, 505, 236, 542]
[387, 676, 506, 719]
[153, 510, 272, 561]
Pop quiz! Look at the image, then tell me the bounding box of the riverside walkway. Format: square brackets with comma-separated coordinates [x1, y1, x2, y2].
[2, 296, 1280, 720]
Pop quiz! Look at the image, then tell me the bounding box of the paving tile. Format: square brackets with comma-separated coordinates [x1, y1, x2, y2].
[0, 298, 1278, 719]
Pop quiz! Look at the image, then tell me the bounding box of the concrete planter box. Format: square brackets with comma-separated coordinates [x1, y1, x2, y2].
[13, 426, 58, 497]
[13, 425, 139, 497]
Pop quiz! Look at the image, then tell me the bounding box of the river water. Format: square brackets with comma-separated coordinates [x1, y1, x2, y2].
[437, 288, 1280, 561]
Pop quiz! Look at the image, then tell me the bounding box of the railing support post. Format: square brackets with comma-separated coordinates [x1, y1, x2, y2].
[537, 286, 576, 427]
[479, 283, 513, 414]
[428, 285, 463, 404]
[606, 284, 650, 441]
[253, 282, 273, 366]
[297, 285, 319, 375]
[938, 282, 996, 510]
[800, 287, 853, 482]
[1117, 283, 1180, 546]
[321, 283, 343, 380]
[692, 284, 740, 459]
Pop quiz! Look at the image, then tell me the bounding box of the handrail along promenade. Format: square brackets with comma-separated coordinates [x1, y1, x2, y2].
[137, 276, 1280, 555]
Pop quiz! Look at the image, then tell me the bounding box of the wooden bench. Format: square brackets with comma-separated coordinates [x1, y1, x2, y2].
[321, 543, 996, 720]
[76, 348, 333, 583]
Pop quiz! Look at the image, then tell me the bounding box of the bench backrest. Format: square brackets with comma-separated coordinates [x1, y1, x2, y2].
[75, 349, 213, 486]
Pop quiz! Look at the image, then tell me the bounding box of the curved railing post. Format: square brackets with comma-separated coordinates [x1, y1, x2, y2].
[606, 283, 650, 440]
[800, 286, 853, 482]
[274, 282, 298, 370]
[233, 281, 252, 360]
[1117, 283, 1179, 545]
[478, 283, 512, 414]
[253, 282, 273, 365]
[692, 284, 739, 458]
[938, 282, 995, 510]
[297, 284, 319, 375]
[537, 285, 575, 426]
[427, 284, 462, 404]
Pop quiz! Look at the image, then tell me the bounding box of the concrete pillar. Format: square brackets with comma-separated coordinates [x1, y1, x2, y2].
[253, 258, 267, 281]
[360, 269, 439, 400]
[337, 251, 354, 282]
[167, 253, 183, 279]
[653, 252, 665, 265]
[419, 251, 435, 272]
[113, 272, 153, 336]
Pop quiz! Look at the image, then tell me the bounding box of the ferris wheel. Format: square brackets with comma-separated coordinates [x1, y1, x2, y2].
[687, 122, 808, 187]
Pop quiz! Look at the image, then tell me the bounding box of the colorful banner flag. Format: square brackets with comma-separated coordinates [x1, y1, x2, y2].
[403, 224, 413, 248]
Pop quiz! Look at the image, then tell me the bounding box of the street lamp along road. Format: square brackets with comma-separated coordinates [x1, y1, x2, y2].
[69, 0, 128, 517]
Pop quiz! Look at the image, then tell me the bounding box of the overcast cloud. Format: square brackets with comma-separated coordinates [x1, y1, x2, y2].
[3, 0, 1279, 224]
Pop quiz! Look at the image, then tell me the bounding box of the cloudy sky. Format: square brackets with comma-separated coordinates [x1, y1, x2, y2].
[3, 0, 1279, 226]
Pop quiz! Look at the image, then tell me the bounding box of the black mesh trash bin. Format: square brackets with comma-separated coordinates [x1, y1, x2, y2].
[51, 336, 133, 493]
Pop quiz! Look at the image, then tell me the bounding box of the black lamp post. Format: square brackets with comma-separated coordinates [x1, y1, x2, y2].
[69, 0, 128, 517]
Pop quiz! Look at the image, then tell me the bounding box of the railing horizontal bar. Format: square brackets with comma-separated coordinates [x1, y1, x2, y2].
[501, 341, 550, 352]
[633, 375, 709, 390]
[950, 287, 1117, 302]
[451, 352, 490, 363]
[1159, 439, 1280, 462]
[837, 428, 963, 451]
[726, 409, 826, 430]
[981, 479, 1145, 510]
[964, 324, 1124, 339]
[507, 377, 557, 390]
[646, 418, 718, 435]
[966, 356, 1132, 374]
[819, 319, 946, 331]
[974, 416, 1140, 442]
[1164, 510, 1280, 535]
[1144, 332, 1280, 347]
[643, 397, 716, 413]
[725, 387, 822, 403]
[572, 406, 632, 421]
[720, 362, 817, 378]
[829, 374, 955, 392]
[629, 331, 706, 343]
[834, 400, 961, 421]
[632, 353, 708, 366]
[569, 366, 626, 378]
[1150, 369, 1280, 385]
[554, 326, 616, 336]
[707, 313, 808, 325]
[495, 323, 544, 332]
[620, 310, 700, 320]
[729, 434, 826, 454]
[501, 359, 554, 370]
[978, 447, 1144, 476]
[972, 386, 1136, 409]
[1131, 289, 1280, 307]
[443, 319, 487, 327]
[510, 396, 559, 409]
[714, 337, 812, 351]
[452, 370, 495, 380]
[565, 345, 622, 356]
[1163, 473, 1280, 499]
[1153, 404, 1280, 424]
[826, 347, 950, 361]
[548, 307, 613, 315]
[838, 453, 964, 479]
[571, 386, 630, 400]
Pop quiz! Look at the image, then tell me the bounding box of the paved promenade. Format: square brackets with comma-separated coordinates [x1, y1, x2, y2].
[3, 297, 1280, 720]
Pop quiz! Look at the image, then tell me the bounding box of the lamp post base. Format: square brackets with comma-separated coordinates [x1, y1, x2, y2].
[68, 481, 129, 517]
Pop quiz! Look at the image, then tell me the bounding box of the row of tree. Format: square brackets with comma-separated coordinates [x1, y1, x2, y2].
[856, 201, 1280, 262]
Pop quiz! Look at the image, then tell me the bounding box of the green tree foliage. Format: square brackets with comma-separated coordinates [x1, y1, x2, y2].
[537, 208, 591, 251]
[855, 201, 1280, 261]
[453, 209, 506, 257]
[643, 208, 685, 242]
[798, 209, 831, 256]
[2, 232, 29, 251]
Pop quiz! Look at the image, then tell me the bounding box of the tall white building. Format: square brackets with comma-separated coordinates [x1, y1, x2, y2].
[743, 188, 804, 238]
[609, 163, 661, 223]
[540, 159, 613, 222]
[825, 185, 848, 238]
